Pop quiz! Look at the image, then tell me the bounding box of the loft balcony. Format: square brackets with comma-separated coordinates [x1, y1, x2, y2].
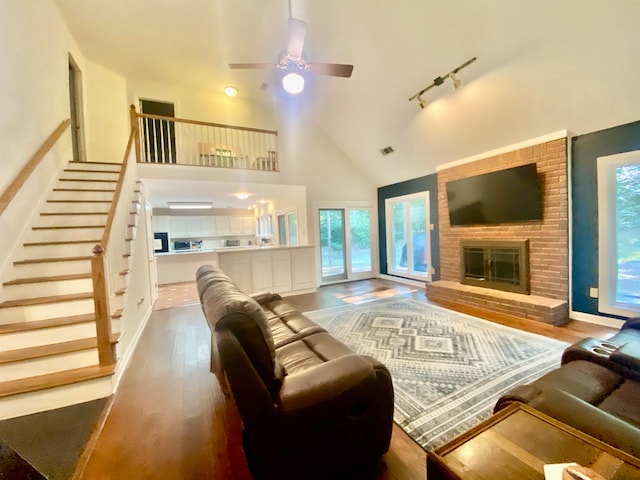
[130, 106, 279, 172]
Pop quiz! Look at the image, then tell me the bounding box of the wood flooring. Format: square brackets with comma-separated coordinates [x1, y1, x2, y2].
[77, 279, 617, 480]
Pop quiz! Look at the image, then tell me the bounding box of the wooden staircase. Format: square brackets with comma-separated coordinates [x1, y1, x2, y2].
[0, 161, 139, 419]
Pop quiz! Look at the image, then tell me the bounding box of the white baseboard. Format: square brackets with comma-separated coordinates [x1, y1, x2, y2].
[112, 305, 153, 391]
[379, 274, 426, 289]
[569, 310, 625, 328]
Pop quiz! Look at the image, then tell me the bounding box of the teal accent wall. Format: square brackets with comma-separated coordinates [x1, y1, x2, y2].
[571, 120, 640, 317]
[377, 174, 439, 279]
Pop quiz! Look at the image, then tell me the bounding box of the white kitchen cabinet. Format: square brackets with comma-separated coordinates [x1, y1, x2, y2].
[214, 216, 230, 236]
[291, 247, 316, 291]
[242, 216, 256, 235]
[218, 251, 252, 292]
[169, 216, 189, 238]
[271, 249, 292, 293]
[251, 251, 273, 292]
[200, 217, 215, 237]
[229, 216, 243, 235]
[153, 215, 170, 233]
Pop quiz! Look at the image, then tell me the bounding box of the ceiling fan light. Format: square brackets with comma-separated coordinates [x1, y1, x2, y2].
[224, 86, 239, 97]
[282, 72, 305, 94]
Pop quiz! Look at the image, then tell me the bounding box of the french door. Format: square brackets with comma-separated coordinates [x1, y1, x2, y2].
[318, 207, 374, 283]
[385, 192, 431, 281]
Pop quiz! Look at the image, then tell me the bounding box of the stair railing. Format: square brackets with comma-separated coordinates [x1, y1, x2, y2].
[0, 119, 70, 217]
[91, 127, 138, 366]
[129, 105, 279, 171]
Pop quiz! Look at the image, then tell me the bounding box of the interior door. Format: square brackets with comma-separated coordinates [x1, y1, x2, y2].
[140, 99, 176, 163]
[68, 55, 85, 162]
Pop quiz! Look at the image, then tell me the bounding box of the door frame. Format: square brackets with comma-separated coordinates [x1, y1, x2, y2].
[68, 54, 86, 162]
[313, 201, 378, 286]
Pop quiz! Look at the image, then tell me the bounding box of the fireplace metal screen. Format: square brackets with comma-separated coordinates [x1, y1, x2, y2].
[460, 240, 530, 294]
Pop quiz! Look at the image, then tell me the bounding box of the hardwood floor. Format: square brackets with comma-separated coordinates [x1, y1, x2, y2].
[78, 279, 617, 480]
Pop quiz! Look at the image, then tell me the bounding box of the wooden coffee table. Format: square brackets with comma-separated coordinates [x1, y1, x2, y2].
[426, 403, 640, 479]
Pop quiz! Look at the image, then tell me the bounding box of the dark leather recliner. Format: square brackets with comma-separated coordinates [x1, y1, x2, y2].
[198, 265, 394, 479]
[495, 319, 640, 458]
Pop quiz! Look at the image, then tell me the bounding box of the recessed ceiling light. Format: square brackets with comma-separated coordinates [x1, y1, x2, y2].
[224, 86, 239, 97]
[167, 202, 213, 209]
[234, 193, 250, 200]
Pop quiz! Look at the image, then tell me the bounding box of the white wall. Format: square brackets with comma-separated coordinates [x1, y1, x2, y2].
[0, 0, 130, 278]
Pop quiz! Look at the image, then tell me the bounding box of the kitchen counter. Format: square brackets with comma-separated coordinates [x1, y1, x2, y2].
[154, 245, 317, 295]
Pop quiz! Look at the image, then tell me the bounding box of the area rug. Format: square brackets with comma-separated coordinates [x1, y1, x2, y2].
[305, 297, 568, 451]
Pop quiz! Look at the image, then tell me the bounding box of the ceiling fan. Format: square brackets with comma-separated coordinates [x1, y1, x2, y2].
[229, 15, 353, 94]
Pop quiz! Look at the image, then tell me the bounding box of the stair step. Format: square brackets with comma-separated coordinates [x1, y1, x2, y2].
[0, 292, 93, 309]
[32, 225, 105, 230]
[0, 313, 95, 334]
[3, 273, 91, 286]
[40, 212, 107, 216]
[0, 337, 98, 364]
[64, 168, 120, 174]
[0, 364, 116, 398]
[53, 188, 115, 193]
[69, 161, 121, 167]
[14, 256, 92, 265]
[111, 308, 124, 319]
[23, 240, 100, 246]
[59, 178, 117, 183]
[47, 199, 111, 203]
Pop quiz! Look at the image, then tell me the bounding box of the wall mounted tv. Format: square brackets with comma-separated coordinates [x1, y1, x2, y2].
[446, 163, 543, 226]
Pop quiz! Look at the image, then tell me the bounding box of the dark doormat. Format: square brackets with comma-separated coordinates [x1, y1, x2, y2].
[0, 398, 109, 480]
[0, 438, 46, 479]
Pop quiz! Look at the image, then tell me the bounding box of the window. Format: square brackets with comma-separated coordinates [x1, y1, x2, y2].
[597, 150, 640, 316]
[385, 192, 431, 281]
[277, 209, 298, 246]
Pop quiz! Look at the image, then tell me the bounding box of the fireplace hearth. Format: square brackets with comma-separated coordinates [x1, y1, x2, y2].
[460, 240, 530, 294]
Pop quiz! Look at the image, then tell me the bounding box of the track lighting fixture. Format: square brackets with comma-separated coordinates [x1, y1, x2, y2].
[409, 57, 476, 109]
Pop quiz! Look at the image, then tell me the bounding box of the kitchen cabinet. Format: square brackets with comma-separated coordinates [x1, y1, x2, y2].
[251, 251, 273, 292]
[242, 216, 256, 235]
[169, 217, 189, 238]
[218, 251, 252, 292]
[229, 216, 243, 235]
[271, 249, 292, 293]
[214, 216, 230, 236]
[153, 215, 170, 233]
[291, 247, 316, 291]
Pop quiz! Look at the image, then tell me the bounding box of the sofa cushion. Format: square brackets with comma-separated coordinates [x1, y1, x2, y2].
[598, 380, 640, 428]
[276, 333, 354, 375]
[533, 360, 623, 404]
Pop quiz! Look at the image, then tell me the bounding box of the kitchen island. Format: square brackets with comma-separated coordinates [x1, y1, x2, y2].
[155, 245, 316, 296]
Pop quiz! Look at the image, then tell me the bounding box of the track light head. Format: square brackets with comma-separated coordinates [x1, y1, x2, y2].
[450, 73, 462, 90]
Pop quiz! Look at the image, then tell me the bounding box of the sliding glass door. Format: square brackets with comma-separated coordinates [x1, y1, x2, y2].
[385, 192, 431, 281]
[318, 207, 374, 283]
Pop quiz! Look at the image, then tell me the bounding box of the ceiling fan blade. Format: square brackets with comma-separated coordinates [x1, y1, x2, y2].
[229, 63, 277, 70]
[308, 63, 354, 78]
[287, 18, 307, 58]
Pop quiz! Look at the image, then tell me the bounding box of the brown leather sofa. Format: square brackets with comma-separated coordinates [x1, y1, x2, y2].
[196, 265, 394, 479]
[494, 318, 640, 458]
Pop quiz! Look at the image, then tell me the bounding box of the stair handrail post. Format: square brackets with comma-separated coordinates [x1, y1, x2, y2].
[130, 104, 142, 164]
[91, 244, 116, 366]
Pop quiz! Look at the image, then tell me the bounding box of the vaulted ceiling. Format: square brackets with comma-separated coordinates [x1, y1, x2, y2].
[54, 0, 640, 187]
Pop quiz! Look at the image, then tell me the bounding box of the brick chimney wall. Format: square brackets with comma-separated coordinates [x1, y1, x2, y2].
[436, 138, 568, 302]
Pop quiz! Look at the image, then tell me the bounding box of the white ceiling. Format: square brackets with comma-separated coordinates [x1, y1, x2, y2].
[54, 0, 640, 189]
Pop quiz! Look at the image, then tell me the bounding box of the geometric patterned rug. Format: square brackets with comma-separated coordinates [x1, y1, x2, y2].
[305, 297, 569, 451]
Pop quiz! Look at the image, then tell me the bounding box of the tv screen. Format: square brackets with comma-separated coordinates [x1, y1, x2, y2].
[446, 163, 542, 226]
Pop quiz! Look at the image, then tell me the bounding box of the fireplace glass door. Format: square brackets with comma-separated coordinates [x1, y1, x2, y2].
[460, 240, 529, 294]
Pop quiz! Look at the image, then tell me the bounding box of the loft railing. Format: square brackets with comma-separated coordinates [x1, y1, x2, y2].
[129, 105, 279, 172]
[91, 126, 139, 367]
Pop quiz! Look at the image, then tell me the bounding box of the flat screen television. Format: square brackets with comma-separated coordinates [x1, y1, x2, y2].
[446, 163, 543, 226]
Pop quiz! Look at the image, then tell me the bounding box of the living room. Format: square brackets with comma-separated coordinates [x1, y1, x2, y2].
[1, 0, 639, 478]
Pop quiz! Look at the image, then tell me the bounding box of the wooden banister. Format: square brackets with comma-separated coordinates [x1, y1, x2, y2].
[91, 245, 115, 365]
[100, 128, 135, 248]
[135, 110, 278, 136]
[130, 105, 141, 164]
[0, 119, 70, 217]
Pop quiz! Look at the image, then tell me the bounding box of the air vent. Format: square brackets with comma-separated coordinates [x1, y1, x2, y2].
[379, 146, 394, 156]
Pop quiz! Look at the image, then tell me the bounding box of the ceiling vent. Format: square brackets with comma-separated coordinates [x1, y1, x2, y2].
[379, 146, 394, 156]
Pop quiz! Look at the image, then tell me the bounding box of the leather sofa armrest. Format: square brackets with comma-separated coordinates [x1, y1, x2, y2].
[251, 291, 282, 305]
[527, 387, 640, 458]
[611, 342, 640, 371]
[493, 384, 543, 413]
[279, 355, 383, 411]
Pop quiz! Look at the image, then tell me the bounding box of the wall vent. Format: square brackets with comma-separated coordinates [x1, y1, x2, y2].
[380, 146, 394, 156]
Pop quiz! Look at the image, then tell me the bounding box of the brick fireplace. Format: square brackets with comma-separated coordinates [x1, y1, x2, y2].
[426, 137, 570, 325]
